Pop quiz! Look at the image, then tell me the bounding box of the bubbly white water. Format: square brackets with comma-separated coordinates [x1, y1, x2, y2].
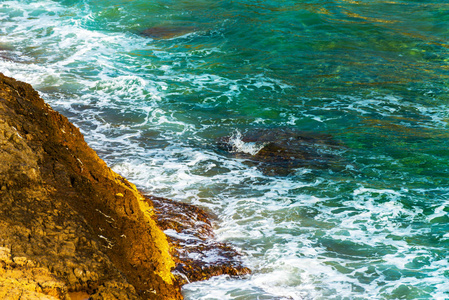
[1, 1, 449, 299]
[226, 130, 266, 156]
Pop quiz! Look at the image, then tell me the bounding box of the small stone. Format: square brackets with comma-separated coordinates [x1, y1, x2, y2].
[26, 260, 36, 268]
[116, 193, 124, 197]
[1, 186, 6, 191]
[59, 242, 76, 257]
[141, 26, 195, 39]
[217, 128, 344, 176]
[74, 268, 84, 279]
[12, 256, 28, 267]
[0, 247, 12, 264]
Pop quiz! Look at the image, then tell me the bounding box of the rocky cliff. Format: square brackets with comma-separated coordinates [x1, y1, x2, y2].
[0, 73, 181, 299]
[0, 73, 250, 300]
[0, 73, 250, 299]
[0, 73, 172, 299]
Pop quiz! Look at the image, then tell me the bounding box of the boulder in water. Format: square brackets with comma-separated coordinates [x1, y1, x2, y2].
[218, 129, 344, 176]
[141, 26, 195, 39]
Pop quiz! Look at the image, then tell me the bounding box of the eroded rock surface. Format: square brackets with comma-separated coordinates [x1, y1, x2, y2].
[151, 196, 251, 284]
[0, 73, 180, 299]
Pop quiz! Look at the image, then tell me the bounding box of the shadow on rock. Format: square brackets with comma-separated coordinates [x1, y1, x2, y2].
[217, 128, 347, 176]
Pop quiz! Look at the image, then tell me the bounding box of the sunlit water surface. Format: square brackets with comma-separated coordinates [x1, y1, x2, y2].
[1, 0, 449, 299]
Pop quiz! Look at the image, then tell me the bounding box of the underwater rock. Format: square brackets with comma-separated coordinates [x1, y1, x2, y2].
[218, 129, 344, 176]
[141, 26, 195, 39]
[150, 196, 251, 284]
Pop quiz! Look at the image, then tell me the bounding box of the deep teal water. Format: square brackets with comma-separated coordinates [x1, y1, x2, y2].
[1, 1, 449, 299]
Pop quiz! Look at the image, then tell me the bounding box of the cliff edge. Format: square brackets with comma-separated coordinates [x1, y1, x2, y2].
[0, 73, 180, 299]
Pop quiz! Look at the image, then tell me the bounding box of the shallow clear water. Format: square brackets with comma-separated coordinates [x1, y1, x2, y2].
[1, 0, 449, 299]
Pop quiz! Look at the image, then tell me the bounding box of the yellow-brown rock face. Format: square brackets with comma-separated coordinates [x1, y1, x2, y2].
[0, 73, 181, 299]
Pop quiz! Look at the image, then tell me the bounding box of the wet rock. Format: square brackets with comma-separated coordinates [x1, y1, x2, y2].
[150, 196, 251, 284]
[218, 129, 345, 176]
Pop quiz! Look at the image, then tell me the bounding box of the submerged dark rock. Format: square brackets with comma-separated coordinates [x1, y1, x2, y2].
[218, 129, 345, 176]
[141, 26, 195, 39]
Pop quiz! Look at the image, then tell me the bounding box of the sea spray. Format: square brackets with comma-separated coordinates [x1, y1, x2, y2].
[226, 130, 266, 156]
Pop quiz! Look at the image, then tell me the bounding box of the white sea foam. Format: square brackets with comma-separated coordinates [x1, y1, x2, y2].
[226, 130, 266, 156]
[2, 1, 449, 299]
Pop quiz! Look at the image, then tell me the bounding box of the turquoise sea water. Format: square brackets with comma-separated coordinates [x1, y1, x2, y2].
[1, 1, 449, 299]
